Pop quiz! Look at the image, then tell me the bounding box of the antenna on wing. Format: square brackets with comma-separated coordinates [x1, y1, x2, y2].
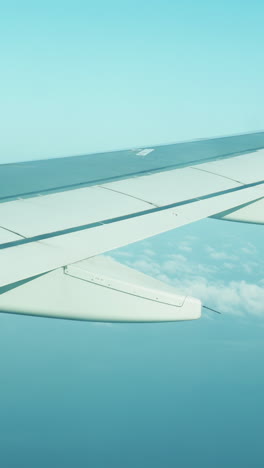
[203, 305, 222, 315]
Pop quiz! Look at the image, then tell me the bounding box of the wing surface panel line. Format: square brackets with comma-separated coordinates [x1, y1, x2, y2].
[0, 225, 26, 239]
[98, 185, 159, 208]
[190, 166, 245, 185]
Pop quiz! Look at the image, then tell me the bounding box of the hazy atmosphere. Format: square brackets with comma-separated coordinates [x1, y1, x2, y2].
[0, 1, 263, 467]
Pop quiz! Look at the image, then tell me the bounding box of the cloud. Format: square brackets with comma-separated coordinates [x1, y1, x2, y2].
[223, 262, 236, 270]
[110, 244, 264, 319]
[126, 258, 161, 276]
[161, 253, 217, 276]
[113, 251, 134, 258]
[142, 249, 156, 257]
[205, 246, 238, 261]
[241, 243, 257, 255]
[185, 235, 197, 241]
[242, 261, 259, 275]
[178, 242, 193, 252]
[171, 276, 264, 317]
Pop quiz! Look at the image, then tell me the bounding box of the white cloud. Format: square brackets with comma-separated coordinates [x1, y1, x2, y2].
[161, 253, 217, 276]
[181, 246, 192, 252]
[242, 263, 253, 274]
[171, 276, 264, 317]
[177, 241, 193, 252]
[126, 258, 161, 276]
[242, 261, 260, 275]
[179, 245, 192, 252]
[223, 262, 236, 270]
[206, 246, 238, 261]
[167, 253, 187, 262]
[241, 242, 257, 256]
[113, 251, 134, 258]
[185, 235, 197, 241]
[162, 260, 180, 275]
[142, 248, 156, 257]
[110, 247, 264, 318]
[110, 224, 264, 320]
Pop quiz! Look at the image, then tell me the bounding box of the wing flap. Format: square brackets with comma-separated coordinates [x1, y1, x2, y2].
[0, 256, 201, 322]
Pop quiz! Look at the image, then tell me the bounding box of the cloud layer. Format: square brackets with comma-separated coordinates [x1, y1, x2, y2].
[110, 223, 264, 318]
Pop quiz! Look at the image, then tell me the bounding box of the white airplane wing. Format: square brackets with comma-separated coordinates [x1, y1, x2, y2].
[0, 132, 263, 322]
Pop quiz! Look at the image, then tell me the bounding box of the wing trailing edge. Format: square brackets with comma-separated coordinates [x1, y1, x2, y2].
[0, 256, 201, 322]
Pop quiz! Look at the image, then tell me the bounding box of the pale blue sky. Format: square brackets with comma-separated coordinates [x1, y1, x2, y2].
[0, 2, 264, 467]
[1, 0, 264, 161]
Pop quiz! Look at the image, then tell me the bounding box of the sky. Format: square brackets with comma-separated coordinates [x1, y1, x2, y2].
[1, 0, 264, 162]
[0, 1, 264, 467]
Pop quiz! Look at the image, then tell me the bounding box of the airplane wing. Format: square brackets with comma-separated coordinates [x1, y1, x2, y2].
[0, 132, 263, 322]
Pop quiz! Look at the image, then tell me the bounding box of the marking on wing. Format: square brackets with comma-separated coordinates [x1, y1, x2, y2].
[136, 149, 154, 156]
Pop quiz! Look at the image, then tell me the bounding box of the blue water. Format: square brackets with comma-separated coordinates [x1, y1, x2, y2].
[0, 311, 263, 468]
